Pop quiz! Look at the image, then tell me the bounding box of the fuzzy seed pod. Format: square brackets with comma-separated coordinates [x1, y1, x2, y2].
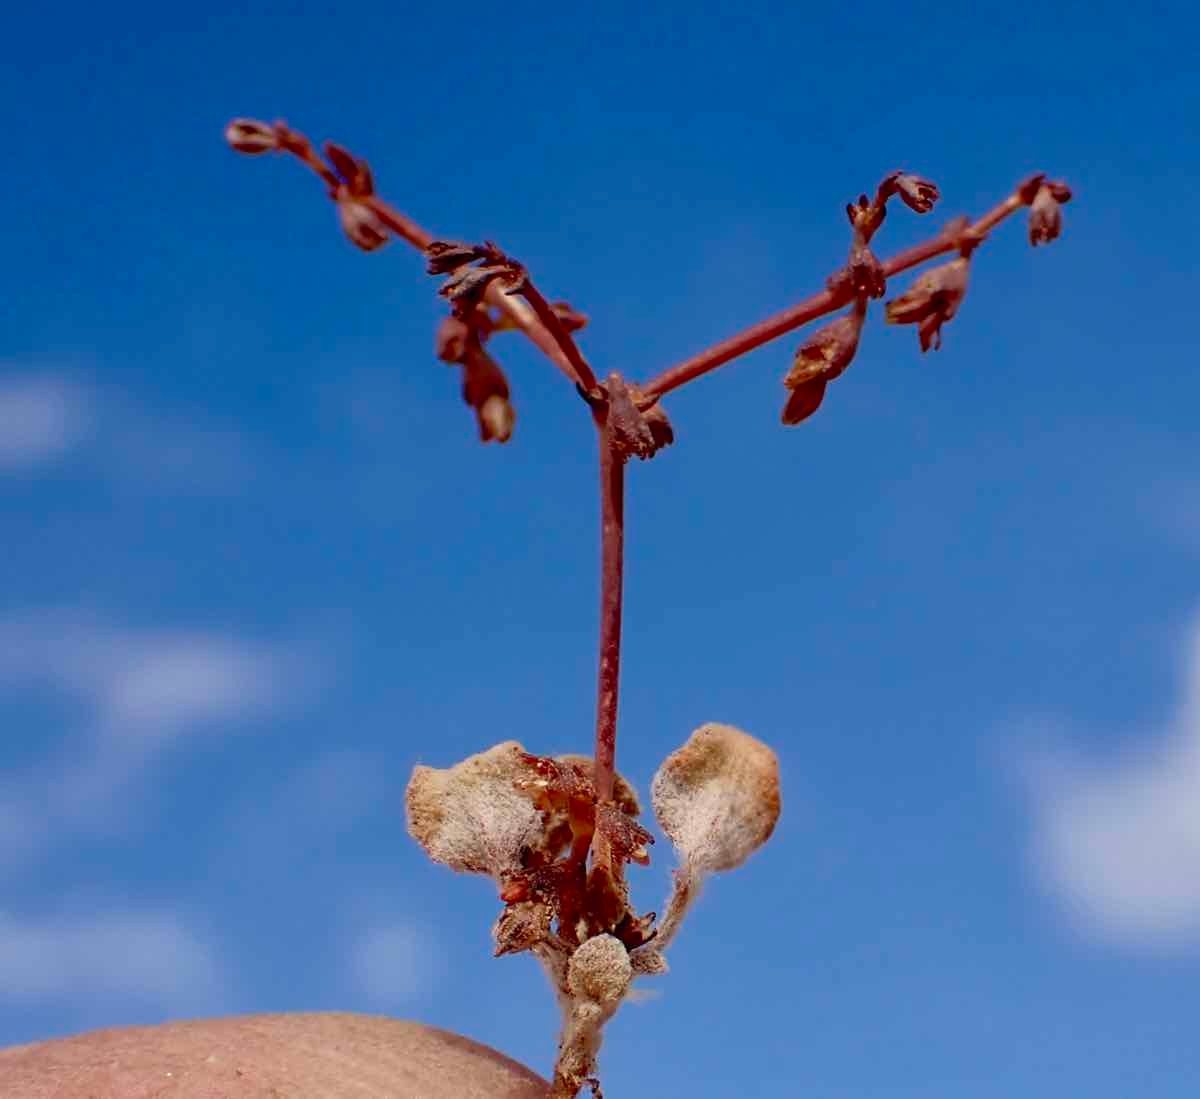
[567, 934, 632, 1008]
[406, 741, 543, 878]
[651, 723, 781, 875]
[224, 118, 278, 155]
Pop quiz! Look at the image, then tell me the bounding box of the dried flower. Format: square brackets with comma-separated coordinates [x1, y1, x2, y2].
[846, 193, 886, 240]
[324, 142, 374, 196]
[336, 191, 389, 252]
[781, 304, 865, 426]
[461, 348, 515, 443]
[781, 377, 829, 426]
[885, 256, 971, 352]
[892, 172, 940, 214]
[405, 741, 544, 878]
[651, 723, 781, 876]
[224, 118, 278, 155]
[478, 395, 516, 443]
[427, 240, 490, 276]
[435, 315, 472, 363]
[1028, 181, 1072, 246]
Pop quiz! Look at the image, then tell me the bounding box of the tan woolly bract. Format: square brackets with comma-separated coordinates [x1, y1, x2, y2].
[651, 722, 781, 874]
[406, 741, 543, 877]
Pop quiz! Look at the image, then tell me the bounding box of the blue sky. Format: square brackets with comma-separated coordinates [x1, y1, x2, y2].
[2, 0, 1199, 1095]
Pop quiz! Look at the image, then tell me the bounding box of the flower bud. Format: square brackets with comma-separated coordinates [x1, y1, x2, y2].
[477, 395, 515, 443]
[1028, 183, 1069, 246]
[885, 256, 970, 352]
[781, 304, 865, 426]
[567, 934, 632, 1008]
[406, 741, 544, 878]
[892, 172, 940, 214]
[324, 142, 374, 196]
[224, 118, 278, 155]
[651, 723, 781, 875]
[336, 192, 389, 252]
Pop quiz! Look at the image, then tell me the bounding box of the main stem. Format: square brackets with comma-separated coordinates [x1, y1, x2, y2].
[592, 417, 625, 805]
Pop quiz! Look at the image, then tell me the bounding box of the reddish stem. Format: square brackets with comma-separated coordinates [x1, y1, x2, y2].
[272, 129, 583, 388]
[512, 277, 601, 398]
[639, 192, 1024, 402]
[592, 414, 625, 807]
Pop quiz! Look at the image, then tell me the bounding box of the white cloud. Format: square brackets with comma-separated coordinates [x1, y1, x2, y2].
[0, 910, 223, 1008]
[1023, 615, 1200, 948]
[350, 922, 433, 1006]
[0, 611, 310, 872]
[0, 375, 92, 471]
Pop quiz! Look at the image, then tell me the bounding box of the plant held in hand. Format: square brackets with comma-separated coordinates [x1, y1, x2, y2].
[225, 117, 1072, 1097]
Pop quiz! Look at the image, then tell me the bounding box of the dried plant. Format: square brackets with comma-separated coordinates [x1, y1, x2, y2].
[225, 117, 1073, 1098]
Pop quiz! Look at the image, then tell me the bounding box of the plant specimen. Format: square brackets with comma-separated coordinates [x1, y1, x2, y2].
[225, 116, 1072, 1097]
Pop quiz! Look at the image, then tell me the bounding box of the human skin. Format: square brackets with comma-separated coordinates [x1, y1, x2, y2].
[0, 1013, 549, 1098]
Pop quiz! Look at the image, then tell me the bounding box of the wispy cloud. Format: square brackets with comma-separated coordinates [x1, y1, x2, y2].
[0, 909, 224, 1010]
[0, 370, 254, 491]
[0, 375, 92, 472]
[1022, 614, 1200, 948]
[0, 610, 316, 872]
[350, 921, 434, 1006]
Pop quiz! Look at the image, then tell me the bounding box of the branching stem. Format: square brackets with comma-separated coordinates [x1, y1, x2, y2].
[639, 192, 1024, 401]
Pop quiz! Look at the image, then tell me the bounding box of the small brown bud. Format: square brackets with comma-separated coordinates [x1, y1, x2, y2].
[846, 193, 886, 240]
[651, 723, 782, 875]
[781, 304, 865, 426]
[885, 256, 971, 352]
[891, 172, 940, 214]
[336, 192, 389, 252]
[781, 377, 828, 426]
[405, 741, 544, 878]
[324, 142, 374, 196]
[435, 315, 472, 363]
[1028, 183, 1069, 246]
[477, 395, 515, 443]
[426, 240, 489, 276]
[224, 118, 278, 155]
[567, 934, 632, 1008]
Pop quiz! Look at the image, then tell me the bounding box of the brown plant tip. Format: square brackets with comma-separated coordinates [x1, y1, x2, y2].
[324, 142, 374, 196]
[435, 314, 473, 363]
[781, 377, 829, 425]
[1028, 181, 1072, 246]
[846, 193, 887, 240]
[224, 118, 279, 155]
[885, 255, 971, 352]
[427, 240, 492, 276]
[782, 303, 866, 425]
[336, 192, 390, 252]
[890, 171, 941, 214]
[651, 722, 782, 875]
[460, 345, 515, 443]
[550, 301, 589, 333]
